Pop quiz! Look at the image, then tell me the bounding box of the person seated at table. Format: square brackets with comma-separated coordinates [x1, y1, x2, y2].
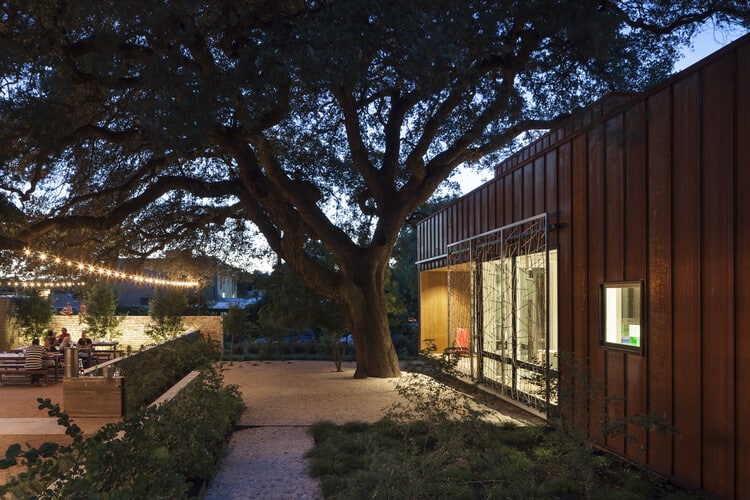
[60, 302, 74, 316]
[44, 329, 58, 352]
[56, 327, 72, 349]
[77, 331, 93, 367]
[24, 338, 49, 385]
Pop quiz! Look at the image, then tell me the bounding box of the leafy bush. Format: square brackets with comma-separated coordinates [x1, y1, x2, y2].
[84, 281, 122, 340]
[116, 333, 218, 414]
[0, 366, 244, 498]
[223, 303, 249, 356]
[145, 287, 189, 343]
[11, 292, 54, 342]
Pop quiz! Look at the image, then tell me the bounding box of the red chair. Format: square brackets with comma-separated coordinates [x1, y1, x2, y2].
[454, 327, 469, 356]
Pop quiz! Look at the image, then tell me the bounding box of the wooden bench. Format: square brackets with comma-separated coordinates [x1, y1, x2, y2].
[0, 366, 49, 386]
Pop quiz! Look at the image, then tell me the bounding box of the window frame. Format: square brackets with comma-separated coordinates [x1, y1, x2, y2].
[599, 281, 645, 355]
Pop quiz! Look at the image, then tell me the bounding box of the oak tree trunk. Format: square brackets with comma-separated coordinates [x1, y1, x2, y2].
[341, 274, 400, 379]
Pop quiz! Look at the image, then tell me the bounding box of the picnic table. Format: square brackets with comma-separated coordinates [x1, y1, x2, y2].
[91, 341, 120, 361]
[0, 352, 63, 385]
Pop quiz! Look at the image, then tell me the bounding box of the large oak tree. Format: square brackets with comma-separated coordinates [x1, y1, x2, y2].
[1, 1, 748, 377]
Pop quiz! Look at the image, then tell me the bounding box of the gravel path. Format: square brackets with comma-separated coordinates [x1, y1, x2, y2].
[204, 360, 537, 499]
[205, 426, 321, 500]
[205, 360, 402, 499]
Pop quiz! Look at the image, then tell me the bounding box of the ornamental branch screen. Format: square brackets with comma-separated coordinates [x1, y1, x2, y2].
[447, 214, 556, 415]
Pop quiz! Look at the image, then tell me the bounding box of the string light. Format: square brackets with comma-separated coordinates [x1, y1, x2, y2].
[2, 280, 86, 288]
[12, 248, 199, 288]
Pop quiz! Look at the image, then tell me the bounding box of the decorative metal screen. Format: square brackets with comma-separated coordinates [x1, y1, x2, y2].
[447, 214, 557, 415]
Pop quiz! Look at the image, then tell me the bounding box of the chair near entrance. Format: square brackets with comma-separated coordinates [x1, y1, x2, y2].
[444, 327, 470, 357]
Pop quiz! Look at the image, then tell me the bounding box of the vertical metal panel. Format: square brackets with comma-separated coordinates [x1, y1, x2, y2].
[438, 212, 446, 259]
[603, 114, 626, 454]
[624, 102, 648, 460]
[554, 142, 574, 424]
[487, 179, 497, 230]
[432, 214, 438, 258]
[452, 203, 459, 245]
[456, 199, 465, 242]
[423, 217, 430, 261]
[587, 125, 606, 440]
[477, 185, 486, 234]
[534, 157, 545, 217]
[736, 41, 750, 500]
[624, 102, 648, 280]
[606, 350, 627, 454]
[513, 168, 523, 221]
[645, 87, 675, 476]
[605, 114, 625, 282]
[496, 176, 506, 228]
[700, 56, 735, 498]
[671, 72, 703, 488]
[463, 197, 471, 241]
[571, 134, 589, 431]
[504, 171, 513, 225]
[555, 145, 572, 352]
[545, 150, 558, 249]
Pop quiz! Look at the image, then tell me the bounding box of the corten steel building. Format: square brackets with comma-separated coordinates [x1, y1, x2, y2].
[416, 34, 749, 498]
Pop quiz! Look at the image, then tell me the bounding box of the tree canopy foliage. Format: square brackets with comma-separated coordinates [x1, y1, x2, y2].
[0, 0, 748, 377]
[83, 281, 122, 340]
[12, 291, 54, 342]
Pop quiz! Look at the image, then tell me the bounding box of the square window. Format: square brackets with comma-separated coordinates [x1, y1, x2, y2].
[600, 282, 644, 353]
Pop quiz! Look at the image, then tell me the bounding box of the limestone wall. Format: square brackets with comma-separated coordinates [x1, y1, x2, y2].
[44, 315, 224, 351]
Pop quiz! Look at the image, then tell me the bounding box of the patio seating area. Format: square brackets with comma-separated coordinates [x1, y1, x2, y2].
[0, 343, 120, 386]
[0, 352, 62, 386]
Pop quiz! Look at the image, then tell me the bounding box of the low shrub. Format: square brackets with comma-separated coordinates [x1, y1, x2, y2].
[306, 348, 700, 499]
[0, 366, 244, 498]
[231, 342, 246, 355]
[116, 333, 219, 414]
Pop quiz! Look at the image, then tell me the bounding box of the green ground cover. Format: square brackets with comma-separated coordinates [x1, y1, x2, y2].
[306, 354, 701, 499]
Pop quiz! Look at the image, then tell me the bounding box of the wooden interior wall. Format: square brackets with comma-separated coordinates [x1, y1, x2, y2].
[418, 270, 448, 352]
[415, 33, 749, 499]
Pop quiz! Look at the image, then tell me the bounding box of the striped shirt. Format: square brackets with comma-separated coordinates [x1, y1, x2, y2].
[24, 345, 46, 370]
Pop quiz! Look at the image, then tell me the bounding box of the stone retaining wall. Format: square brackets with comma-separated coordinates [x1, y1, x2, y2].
[46, 315, 223, 350]
[0, 297, 223, 350]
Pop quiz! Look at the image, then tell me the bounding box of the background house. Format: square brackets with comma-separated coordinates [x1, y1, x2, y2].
[114, 258, 239, 310]
[416, 34, 749, 498]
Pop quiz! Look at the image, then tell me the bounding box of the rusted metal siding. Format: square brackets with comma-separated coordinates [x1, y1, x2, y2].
[736, 38, 750, 499]
[700, 53, 736, 496]
[645, 85, 673, 479]
[416, 33, 750, 498]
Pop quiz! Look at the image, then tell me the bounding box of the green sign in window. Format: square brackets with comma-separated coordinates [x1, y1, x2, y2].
[601, 282, 643, 352]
